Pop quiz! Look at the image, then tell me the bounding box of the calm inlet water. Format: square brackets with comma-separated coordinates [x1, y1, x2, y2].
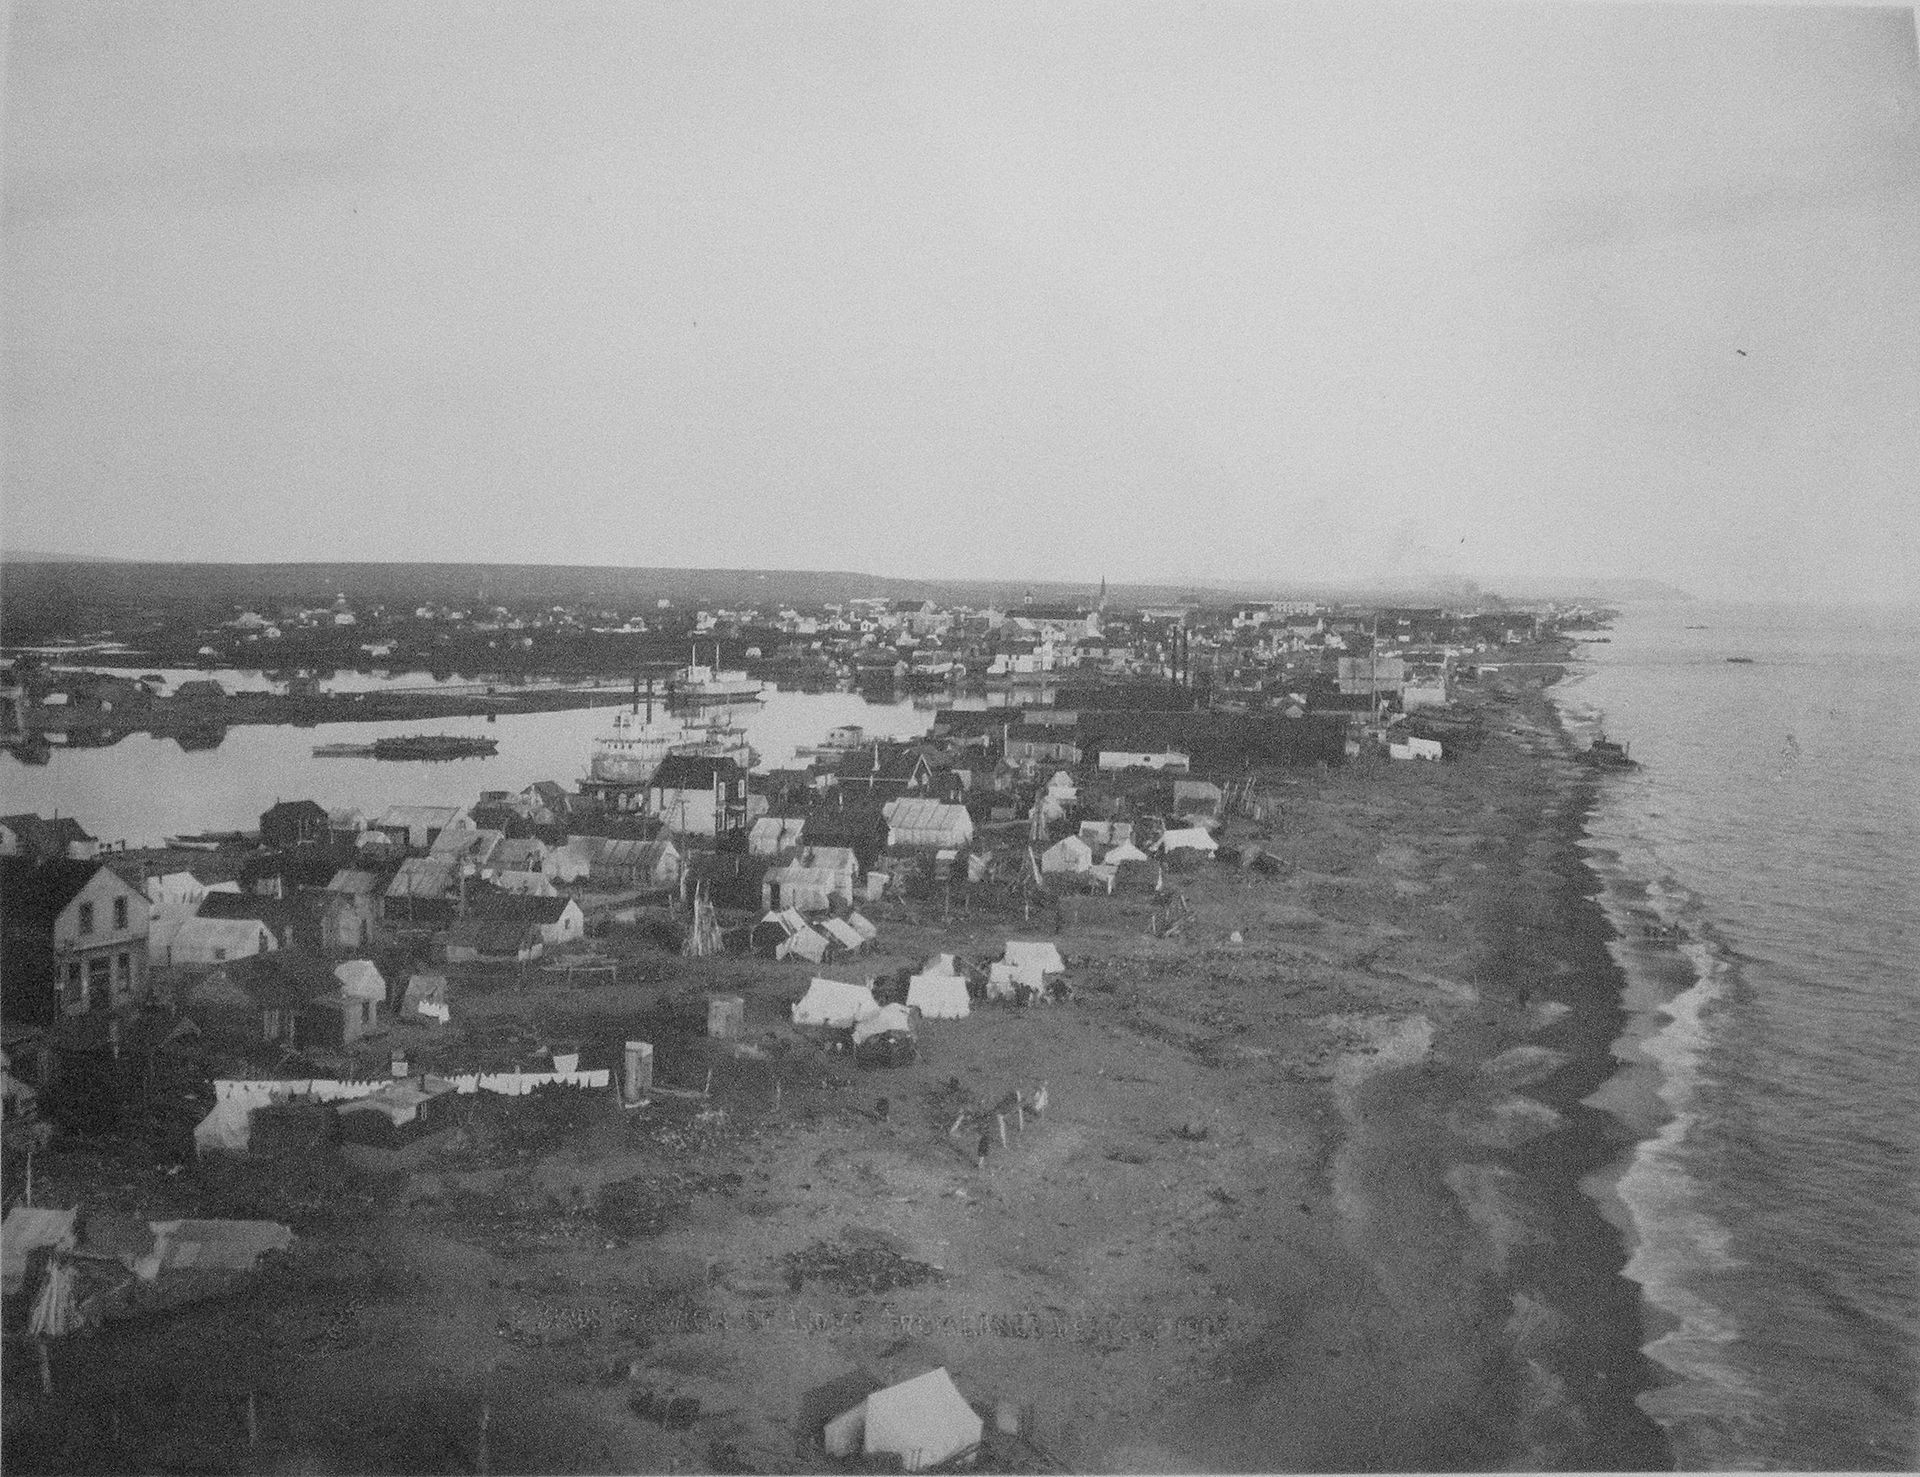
[0, 686, 938, 848]
[1556, 603, 1919, 1470]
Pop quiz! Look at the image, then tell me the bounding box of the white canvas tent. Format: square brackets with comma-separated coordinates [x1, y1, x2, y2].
[864, 1368, 983, 1472]
[883, 798, 974, 851]
[333, 959, 386, 1004]
[847, 911, 879, 941]
[820, 917, 865, 952]
[1040, 835, 1094, 874]
[1102, 841, 1150, 866]
[1157, 826, 1219, 856]
[792, 977, 879, 1028]
[193, 1097, 253, 1157]
[906, 974, 970, 1019]
[779, 926, 830, 963]
[851, 1002, 916, 1045]
[1003, 940, 1066, 976]
[988, 960, 1051, 999]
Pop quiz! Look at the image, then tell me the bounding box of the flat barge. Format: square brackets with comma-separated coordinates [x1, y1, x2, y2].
[313, 734, 498, 761]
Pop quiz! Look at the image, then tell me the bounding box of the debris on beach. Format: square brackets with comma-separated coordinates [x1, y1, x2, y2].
[779, 1239, 941, 1296]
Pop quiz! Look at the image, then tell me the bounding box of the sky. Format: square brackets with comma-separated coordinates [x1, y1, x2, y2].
[2, 1, 1917, 603]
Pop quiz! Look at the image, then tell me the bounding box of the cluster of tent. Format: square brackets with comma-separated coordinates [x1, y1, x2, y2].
[729, 908, 879, 964]
[791, 940, 1071, 1040]
[1038, 816, 1220, 892]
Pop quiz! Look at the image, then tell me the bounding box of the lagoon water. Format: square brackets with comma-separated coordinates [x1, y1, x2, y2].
[0, 684, 940, 848]
[1557, 603, 1919, 1470]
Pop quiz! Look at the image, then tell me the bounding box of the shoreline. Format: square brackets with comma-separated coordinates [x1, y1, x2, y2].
[1293, 660, 1675, 1471]
[2, 646, 1681, 1474]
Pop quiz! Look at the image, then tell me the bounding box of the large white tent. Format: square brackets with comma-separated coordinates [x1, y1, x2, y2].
[906, 974, 970, 1019]
[791, 977, 879, 1028]
[1003, 940, 1065, 975]
[1157, 826, 1219, 856]
[778, 926, 830, 963]
[333, 959, 386, 1004]
[863, 1368, 982, 1471]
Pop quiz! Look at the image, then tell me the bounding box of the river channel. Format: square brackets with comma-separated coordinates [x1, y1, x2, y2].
[0, 675, 974, 848]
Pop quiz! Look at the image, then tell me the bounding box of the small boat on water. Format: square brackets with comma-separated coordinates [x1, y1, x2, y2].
[2, 735, 51, 765]
[1582, 736, 1639, 771]
[370, 734, 497, 761]
[795, 724, 898, 758]
[313, 742, 375, 757]
[669, 644, 763, 707]
[165, 830, 256, 849]
[1726, 656, 1755, 664]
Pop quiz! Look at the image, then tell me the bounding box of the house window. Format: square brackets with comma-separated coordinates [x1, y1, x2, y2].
[113, 896, 128, 930]
[361, 1002, 372, 1025]
[78, 901, 94, 935]
[114, 951, 130, 984]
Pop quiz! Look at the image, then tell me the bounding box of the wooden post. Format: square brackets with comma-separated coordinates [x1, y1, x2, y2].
[477, 1402, 491, 1476]
[949, 1112, 965, 1139]
[703, 1067, 713, 1099]
[997, 1114, 1008, 1150]
[1016, 1101, 1025, 1133]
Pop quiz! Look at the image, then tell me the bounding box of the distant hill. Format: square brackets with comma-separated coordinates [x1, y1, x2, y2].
[0, 559, 1378, 621]
[0, 558, 1649, 639]
[0, 548, 125, 563]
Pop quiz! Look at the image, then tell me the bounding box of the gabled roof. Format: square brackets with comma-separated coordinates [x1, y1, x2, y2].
[385, 856, 459, 898]
[197, 891, 303, 934]
[375, 805, 465, 830]
[0, 857, 105, 933]
[431, 827, 504, 862]
[790, 845, 858, 873]
[470, 893, 576, 925]
[200, 951, 337, 1008]
[261, 799, 328, 822]
[447, 918, 537, 952]
[325, 870, 380, 896]
[883, 798, 973, 841]
[0, 815, 97, 858]
[488, 837, 548, 872]
[651, 753, 745, 790]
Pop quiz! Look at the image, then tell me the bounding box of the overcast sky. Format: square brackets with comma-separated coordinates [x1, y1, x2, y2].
[3, 2, 1916, 601]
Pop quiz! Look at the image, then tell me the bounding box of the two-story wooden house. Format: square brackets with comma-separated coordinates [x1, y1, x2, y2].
[0, 857, 151, 1025]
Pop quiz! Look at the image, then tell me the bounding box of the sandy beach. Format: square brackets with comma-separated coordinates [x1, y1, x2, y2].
[5, 653, 1673, 1473]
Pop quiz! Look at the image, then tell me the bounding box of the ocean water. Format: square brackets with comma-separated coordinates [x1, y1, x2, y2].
[1555, 603, 1919, 1470]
